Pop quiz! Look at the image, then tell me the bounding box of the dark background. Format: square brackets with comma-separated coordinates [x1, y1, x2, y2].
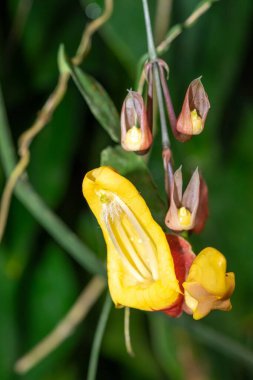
[1, 0, 253, 379]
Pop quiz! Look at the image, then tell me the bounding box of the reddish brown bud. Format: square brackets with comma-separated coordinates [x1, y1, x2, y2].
[121, 91, 153, 154]
[177, 78, 210, 136]
[165, 167, 208, 233]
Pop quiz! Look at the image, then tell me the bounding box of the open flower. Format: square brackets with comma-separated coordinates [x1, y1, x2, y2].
[165, 166, 208, 232]
[183, 247, 235, 320]
[82, 166, 180, 311]
[82, 167, 234, 320]
[177, 78, 210, 136]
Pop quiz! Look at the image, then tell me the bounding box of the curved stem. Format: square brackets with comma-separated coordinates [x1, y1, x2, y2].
[87, 293, 112, 380]
[0, 0, 114, 244]
[15, 277, 106, 374]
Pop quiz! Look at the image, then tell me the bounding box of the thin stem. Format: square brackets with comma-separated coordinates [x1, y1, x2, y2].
[142, 0, 156, 60]
[124, 307, 134, 357]
[157, 0, 217, 56]
[142, 0, 170, 149]
[136, 0, 216, 89]
[154, 68, 170, 149]
[87, 293, 112, 380]
[15, 276, 106, 374]
[0, 154, 29, 241]
[0, 88, 16, 174]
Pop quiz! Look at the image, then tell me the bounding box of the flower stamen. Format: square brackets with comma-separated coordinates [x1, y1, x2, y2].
[98, 191, 159, 282]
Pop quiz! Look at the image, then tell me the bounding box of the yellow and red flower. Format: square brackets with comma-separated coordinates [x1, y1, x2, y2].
[82, 166, 234, 319]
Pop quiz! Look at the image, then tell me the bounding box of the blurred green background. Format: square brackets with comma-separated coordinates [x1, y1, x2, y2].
[1, 0, 253, 379]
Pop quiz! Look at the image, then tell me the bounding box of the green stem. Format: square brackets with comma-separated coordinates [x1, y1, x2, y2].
[87, 293, 112, 380]
[142, 0, 170, 149]
[0, 89, 16, 174]
[0, 84, 105, 277]
[136, 0, 216, 88]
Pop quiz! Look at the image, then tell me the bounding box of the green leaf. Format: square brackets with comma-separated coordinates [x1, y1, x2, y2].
[61, 46, 120, 142]
[100, 145, 166, 227]
[72, 67, 120, 142]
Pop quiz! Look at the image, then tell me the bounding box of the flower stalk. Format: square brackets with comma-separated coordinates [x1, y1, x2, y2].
[142, 0, 171, 150]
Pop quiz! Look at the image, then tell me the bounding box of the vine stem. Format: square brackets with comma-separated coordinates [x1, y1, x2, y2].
[0, 0, 113, 244]
[142, 0, 170, 150]
[15, 276, 106, 374]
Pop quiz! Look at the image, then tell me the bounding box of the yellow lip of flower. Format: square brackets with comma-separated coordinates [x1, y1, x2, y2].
[190, 109, 203, 135]
[183, 247, 235, 320]
[124, 126, 142, 151]
[177, 206, 192, 229]
[82, 166, 180, 311]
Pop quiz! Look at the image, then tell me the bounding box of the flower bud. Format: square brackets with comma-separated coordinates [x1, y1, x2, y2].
[165, 167, 200, 231]
[121, 91, 153, 154]
[177, 78, 210, 136]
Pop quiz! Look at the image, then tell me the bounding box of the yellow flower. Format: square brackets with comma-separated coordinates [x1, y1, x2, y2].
[82, 166, 180, 311]
[183, 247, 235, 320]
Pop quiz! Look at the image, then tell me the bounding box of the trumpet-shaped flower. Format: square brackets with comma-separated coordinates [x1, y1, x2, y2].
[82, 166, 180, 311]
[82, 167, 234, 320]
[183, 247, 235, 320]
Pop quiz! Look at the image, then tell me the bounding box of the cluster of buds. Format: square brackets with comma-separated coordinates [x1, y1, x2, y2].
[120, 60, 210, 155]
[120, 63, 210, 236]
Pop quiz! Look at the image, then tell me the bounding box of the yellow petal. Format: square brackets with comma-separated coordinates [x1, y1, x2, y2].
[183, 247, 235, 319]
[83, 166, 180, 311]
[186, 247, 230, 296]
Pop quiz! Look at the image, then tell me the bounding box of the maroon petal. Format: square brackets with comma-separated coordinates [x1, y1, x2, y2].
[192, 175, 208, 234]
[163, 234, 195, 318]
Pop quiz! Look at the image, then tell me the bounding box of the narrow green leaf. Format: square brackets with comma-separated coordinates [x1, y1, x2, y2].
[60, 46, 120, 142]
[72, 67, 120, 142]
[100, 145, 166, 227]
